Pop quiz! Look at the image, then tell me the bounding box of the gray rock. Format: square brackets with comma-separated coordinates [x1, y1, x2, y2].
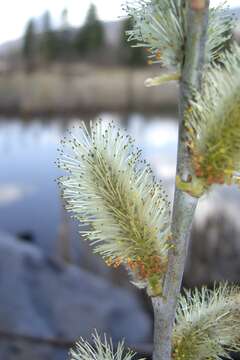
[0, 232, 151, 360]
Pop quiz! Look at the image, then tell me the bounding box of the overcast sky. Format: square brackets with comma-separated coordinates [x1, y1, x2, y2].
[0, 0, 239, 45]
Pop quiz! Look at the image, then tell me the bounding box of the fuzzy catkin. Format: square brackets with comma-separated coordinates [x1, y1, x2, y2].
[173, 284, 240, 360]
[57, 120, 171, 295]
[184, 44, 240, 195]
[69, 331, 136, 360]
[125, 0, 233, 70]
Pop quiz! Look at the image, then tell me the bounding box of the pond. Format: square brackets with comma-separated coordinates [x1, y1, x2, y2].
[0, 113, 239, 271]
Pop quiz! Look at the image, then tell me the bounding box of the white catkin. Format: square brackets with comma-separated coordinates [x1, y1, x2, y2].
[69, 331, 137, 360]
[173, 283, 240, 359]
[57, 120, 171, 293]
[185, 44, 240, 189]
[125, 0, 234, 70]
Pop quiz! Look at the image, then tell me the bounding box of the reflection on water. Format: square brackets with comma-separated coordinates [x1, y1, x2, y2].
[0, 120, 64, 255]
[0, 113, 240, 265]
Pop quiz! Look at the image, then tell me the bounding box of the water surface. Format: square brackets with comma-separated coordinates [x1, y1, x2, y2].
[0, 113, 239, 267]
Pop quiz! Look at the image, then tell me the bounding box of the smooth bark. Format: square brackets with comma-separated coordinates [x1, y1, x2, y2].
[152, 1, 210, 359]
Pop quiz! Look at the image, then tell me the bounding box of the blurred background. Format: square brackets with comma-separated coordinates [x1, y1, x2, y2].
[0, 1, 240, 359]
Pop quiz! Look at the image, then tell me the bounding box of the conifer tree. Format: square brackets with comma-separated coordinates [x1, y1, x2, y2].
[22, 19, 36, 70]
[57, 8, 73, 60]
[40, 11, 59, 62]
[75, 4, 104, 55]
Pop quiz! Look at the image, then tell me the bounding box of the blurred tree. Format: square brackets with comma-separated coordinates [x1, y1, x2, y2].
[58, 8, 74, 60]
[120, 17, 146, 67]
[22, 19, 37, 71]
[61, 8, 69, 29]
[75, 4, 105, 55]
[40, 11, 59, 63]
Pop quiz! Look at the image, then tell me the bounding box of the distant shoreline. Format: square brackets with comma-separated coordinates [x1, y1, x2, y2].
[0, 65, 178, 117]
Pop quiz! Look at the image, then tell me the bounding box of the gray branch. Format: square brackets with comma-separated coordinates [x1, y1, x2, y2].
[152, 1, 210, 360]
